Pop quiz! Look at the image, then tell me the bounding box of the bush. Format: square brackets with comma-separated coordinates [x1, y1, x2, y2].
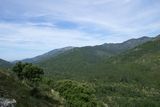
[12, 62, 44, 86]
[54, 80, 103, 107]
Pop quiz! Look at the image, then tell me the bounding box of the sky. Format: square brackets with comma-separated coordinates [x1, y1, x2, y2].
[0, 0, 160, 61]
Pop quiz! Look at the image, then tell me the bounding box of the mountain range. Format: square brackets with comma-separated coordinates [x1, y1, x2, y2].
[0, 36, 154, 72]
[21, 36, 151, 64]
[33, 35, 160, 86]
[34, 36, 152, 74]
[0, 34, 160, 107]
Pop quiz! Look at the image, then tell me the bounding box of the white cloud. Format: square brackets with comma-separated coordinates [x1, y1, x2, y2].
[0, 22, 110, 60]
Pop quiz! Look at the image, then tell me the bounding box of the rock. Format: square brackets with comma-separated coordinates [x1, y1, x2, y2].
[0, 98, 16, 107]
[103, 102, 108, 107]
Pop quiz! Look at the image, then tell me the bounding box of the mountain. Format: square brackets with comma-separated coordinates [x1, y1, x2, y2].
[0, 59, 12, 68]
[4, 35, 159, 107]
[36, 35, 160, 106]
[19, 36, 151, 64]
[20, 46, 74, 63]
[36, 36, 152, 74]
[36, 35, 160, 86]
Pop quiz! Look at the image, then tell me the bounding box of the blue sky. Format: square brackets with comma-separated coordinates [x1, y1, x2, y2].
[0, 0, 160, 61]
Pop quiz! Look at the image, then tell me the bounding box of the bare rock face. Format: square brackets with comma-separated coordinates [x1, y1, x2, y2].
[0, 98, 16, 107]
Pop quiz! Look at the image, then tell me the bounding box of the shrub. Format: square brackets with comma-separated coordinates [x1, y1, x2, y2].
[54, 80, 103, 107]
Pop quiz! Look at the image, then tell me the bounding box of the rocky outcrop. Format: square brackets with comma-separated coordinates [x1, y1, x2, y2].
[0, 98, 16, 107]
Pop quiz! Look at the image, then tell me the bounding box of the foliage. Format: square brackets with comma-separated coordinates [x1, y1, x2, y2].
[23, 64, 44, 83]
[12, 62, 44, 85]
[54, 80, 104, 107]
[12, 62, 26, 79]
[0, 70, 62, 107]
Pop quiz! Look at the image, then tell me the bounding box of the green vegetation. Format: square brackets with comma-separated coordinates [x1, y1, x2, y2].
[12, 62, 44, 87]
[0, 70, 62, 107]
[36, 36, 160, 106]
[53, 80, 103, 107]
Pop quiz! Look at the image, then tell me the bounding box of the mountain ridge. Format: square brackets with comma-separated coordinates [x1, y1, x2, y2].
[18, 36, 152, 64]
[36, 34, 160, 87]
[17, 46, 74, 63]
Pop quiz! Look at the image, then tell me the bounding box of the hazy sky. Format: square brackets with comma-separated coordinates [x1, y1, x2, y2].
[0, 0, 160, 61]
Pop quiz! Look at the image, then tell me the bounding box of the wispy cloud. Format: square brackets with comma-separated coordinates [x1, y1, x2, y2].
[0, 0, 160, 60]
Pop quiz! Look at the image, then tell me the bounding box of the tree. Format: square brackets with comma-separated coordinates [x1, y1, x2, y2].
[12, 62, 44, 85]
[12, 62, 26, 80]
[23, 64, 44, 83]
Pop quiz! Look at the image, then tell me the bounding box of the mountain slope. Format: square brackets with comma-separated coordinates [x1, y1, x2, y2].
[21, 46, 74, 63]
[0, 70, 62, 107]
[37, 36, 152, 74]
[93, 35, 160, 106]
[39, 36, 160, 87]
[0, 59, 12, 68]
[100, 36, 151, 55]
[36, 35, 160, 107]
[98, 36, 160, 86]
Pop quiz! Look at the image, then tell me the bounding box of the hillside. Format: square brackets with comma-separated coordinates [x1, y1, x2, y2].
[0, 70, 62, 107]
[97, 36, 160, 86]
[0, 59, 12, 68]
[93, 35, 160, 106]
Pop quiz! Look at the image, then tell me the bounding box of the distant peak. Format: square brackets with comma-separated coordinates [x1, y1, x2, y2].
[153, 34, 160, 41]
